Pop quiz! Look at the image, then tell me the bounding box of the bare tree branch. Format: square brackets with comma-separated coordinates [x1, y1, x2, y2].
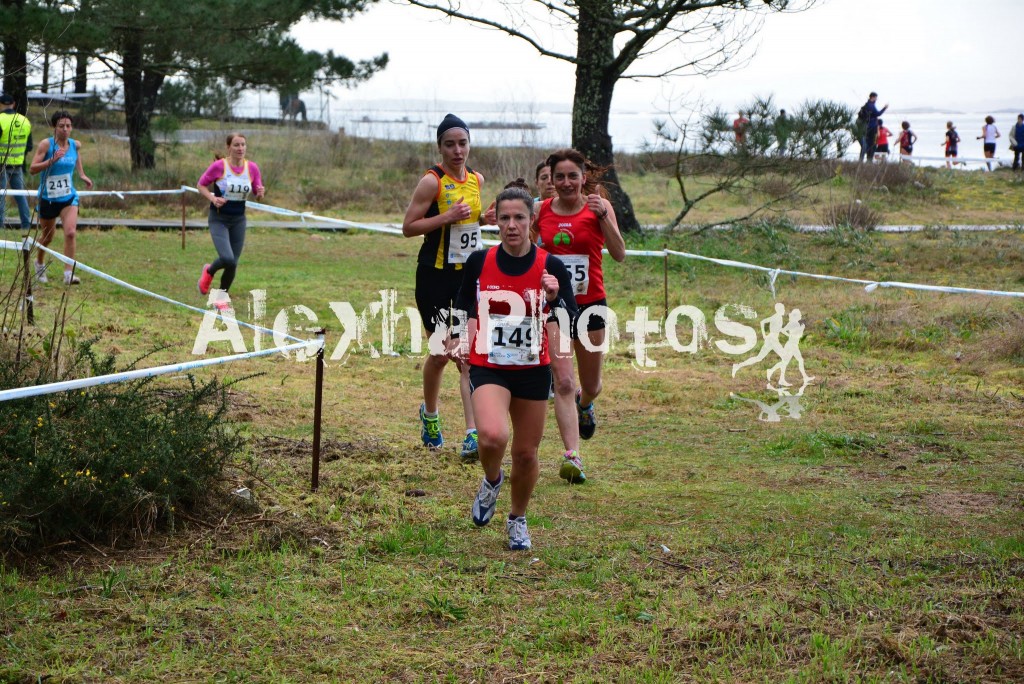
[403, 0, 577, 63]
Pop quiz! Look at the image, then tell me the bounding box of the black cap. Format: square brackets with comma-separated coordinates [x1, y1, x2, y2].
[436, 113, 469, 143]
[0, 93, 14, 105]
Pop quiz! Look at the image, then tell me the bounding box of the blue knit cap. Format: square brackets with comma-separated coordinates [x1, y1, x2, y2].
[436, 113, 470, 143]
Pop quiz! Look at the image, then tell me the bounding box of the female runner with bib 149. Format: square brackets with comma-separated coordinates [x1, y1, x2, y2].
[30, 110, 93, 285]
[450, 179, 576, 551]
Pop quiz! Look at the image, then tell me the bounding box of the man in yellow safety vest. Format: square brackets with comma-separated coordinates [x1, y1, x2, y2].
[0, 92, 33, 230]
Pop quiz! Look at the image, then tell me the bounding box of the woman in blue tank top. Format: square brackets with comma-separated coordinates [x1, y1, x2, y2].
[29, 110, 93, 285]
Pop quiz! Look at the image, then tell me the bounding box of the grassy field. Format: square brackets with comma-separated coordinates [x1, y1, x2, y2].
[1, 207, 1023, 681]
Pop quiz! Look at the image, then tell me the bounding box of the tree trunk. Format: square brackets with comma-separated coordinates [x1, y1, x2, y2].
[571, 2, 640, 232]
[74, 52, 87, 93]
[121, 34, 164, 170]
[1, 33, 28, 114]
[74, 0, 88, 93]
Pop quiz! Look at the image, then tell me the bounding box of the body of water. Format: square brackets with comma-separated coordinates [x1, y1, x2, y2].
[236, 94, 1019, 167]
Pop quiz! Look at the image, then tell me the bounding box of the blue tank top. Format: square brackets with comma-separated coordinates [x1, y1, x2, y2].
[39, 137, 79, 203]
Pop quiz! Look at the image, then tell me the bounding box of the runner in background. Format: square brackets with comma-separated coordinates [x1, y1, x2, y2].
[535, 148, 626, 484]
[897, 121, 917, 163]
[534, 160, 555, 204]
[942, 121, 961, 169]
[874, 120, 893, 162]
[977, 115, 1000, 171]
[451, 179, 576, 550]
[402, 114, 495, 460]
[29, 110, 93, 285]
[732, 110, 750, 150]
[196, 133, 265, 311]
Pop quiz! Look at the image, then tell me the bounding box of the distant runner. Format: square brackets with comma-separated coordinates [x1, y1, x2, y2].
[977, 115, 1000, 171]
[196, 133, 265, 311]
[29, 110, 93, 285]
[942, 121, 961, 168]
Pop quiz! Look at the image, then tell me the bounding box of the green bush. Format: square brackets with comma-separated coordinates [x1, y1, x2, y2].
[0, 333, 244, 551]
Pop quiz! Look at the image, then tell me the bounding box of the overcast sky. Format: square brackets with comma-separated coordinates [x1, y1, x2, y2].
[298, 0, 1019, 114]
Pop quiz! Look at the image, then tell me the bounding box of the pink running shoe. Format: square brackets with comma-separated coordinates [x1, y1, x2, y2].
[197, 264, 213, 295]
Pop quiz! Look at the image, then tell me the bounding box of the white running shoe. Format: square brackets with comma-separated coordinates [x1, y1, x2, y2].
[471, 469, 503, 527]
[506, 516, 532, 551]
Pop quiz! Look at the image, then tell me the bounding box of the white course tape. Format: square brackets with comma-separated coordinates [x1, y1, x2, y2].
[8, 186, 1021, 300]
[660, 248, 1024, 298]
[301, 210, 404, 235]
[181, 186, 406, 236]
[0, 339, 318, 403]
[900, 154, 1008, 166]
[866, 280, 1024, 297]
[6, 239, 310, 344]
[0, 188, 189, 198]
[624, 249, 669, 258]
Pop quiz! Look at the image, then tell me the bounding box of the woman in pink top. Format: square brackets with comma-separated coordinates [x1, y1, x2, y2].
[195, 133, 265, 310]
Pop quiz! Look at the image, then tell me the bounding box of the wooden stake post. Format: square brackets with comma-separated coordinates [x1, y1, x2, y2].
[22, 241, 33, 325]
[311, 330, 326, 492]
[181, 191, 187, 250]
[663, 245, 669, 318]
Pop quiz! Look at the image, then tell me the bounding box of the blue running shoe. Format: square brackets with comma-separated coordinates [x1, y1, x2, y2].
[471, 470, 503, 527]
[576, 390, 597, 440]
[559, 449, 587, 484]
[461, 430, 479, 462]
[419, 403, 443, 450]
[506, 516, 532, 551]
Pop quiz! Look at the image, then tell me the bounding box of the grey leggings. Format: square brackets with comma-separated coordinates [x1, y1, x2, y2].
[208, 209, 247, 291]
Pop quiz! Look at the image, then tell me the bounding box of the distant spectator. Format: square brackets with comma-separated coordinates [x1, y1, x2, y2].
[942, 121, 961, 169]
[0, 92, 32, 231]
[858, 92, 888, 162]
[897, 121, 917, 162]
[874, 119, 893, 162]
[977, 115, 1000, 171]
[774, 109, 790, 155]
[1012, 114, 1024, 172]
[732, 110, 750, 149]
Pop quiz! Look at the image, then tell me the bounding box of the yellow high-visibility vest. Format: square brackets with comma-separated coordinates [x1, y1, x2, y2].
[0, 111, 31, 166]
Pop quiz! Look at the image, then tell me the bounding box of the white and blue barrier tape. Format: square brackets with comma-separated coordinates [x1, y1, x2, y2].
[2, 186, 192, 200]
[180, 186, 407, 236]
[2, 238, 311, 344]
[900, 154, 1009, 168]
[645, 248, 1024, 299]
[1, 238, 322, 402]
[4, 185, 1022, 299]
[0, 338, 320, 403]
